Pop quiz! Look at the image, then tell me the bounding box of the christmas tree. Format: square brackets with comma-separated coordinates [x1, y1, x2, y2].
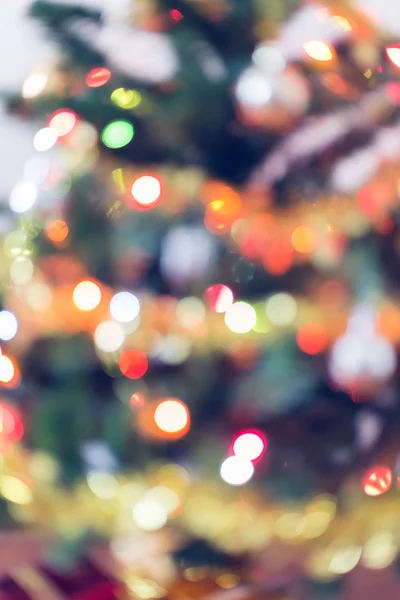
[1, 0, 400, 595]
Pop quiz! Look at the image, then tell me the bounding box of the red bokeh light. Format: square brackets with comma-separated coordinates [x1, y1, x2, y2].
[86, 67, 111, 88]
[296, 322, 328, 355]
[130, 392, 145, 407]
[204, 284, 234, 313]
[170, 9, 183, 21]
[119, 350, 148, 380]
[363, 465, 392, 497]
[0, 403, 23, 450]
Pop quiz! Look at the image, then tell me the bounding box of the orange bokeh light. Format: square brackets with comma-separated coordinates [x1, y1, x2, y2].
[296, 322, 328, 355]
[304, 40, 334, 62]
[154, 399, 190, 436]
[292, 225, 317, 254]
[263, 243, 293, 275]
[47, 220, 69, 243]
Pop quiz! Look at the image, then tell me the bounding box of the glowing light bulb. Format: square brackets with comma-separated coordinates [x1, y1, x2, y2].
[154, 399, 189, 434]
[233, 431, 266, 461]
[0, 311, 18, 341]
[73, 281, 101, 311]
[224, 302, 256, 334]
[304, 41, 334, 62]
[48, 109, 77, 137]
[130, 176, 161, 207]
[110, 292, 140, 323]
[220, 456, 254, 486]
[33, 128, 58, 151]
[94, 321, 125, 353]
[9, 182, 37, 214]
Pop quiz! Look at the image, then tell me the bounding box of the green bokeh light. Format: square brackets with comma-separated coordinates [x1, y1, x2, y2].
[101, 120, 134, 149]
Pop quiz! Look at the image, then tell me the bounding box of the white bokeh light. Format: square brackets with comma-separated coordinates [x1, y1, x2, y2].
[22, 73, 48, 99]
[266, 293, 297, 327]
[94, 320, 125, 353]
[132, 498, 168, 531]
[0, 311, 18, 341]
[131, 176, 161, 206]
[9, 181, 37, 213]
[235, 67, 272, 108]
[110, 291, 140, 323]
[224, 302, 256, 334]
[220, 456, 254, 486]
[233, 433, 265, 461]
[33, 127, 58, 151]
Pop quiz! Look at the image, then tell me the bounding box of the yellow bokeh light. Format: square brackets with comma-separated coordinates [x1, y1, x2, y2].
[87, 471, 119, 499]
[0, 355, 15, 384]
[224, 301, 256, 334]
[304, 40, 334, 62]
[332, 15, 352, 31]
[111, 88, 142, 109]
[132, 498, 167, 531]
[266, 293, 297, 327]
[154, 399, 189, 434]
[73, 280, 102, 311]
[216, 574, 240, 589]
[329, 545, 361, 575]
[0, 476, 32, 505]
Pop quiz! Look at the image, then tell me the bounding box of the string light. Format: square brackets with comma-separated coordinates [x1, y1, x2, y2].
[73, 281, 101, 311]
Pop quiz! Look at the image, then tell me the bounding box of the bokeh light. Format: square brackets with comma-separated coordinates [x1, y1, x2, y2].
[111, 88, 141, 109]
[363, 466, 392, 497]
[0, 403, 23, 446]
[33, 127, 58, 152]
[94, 321, 125, 353]
[266, 293, 297, 326]
[110, 291, 140, 323]
[204, 284, 234, 314]
[132, 498, 167, 531]
[48, 109, 77, 137]
[22, 73, 48, 98]
[0, 476, 32, 505]
[233, 431, 266, 461]
[292, 225, 317, 254]
[9, 182, 37, 214]
[0, 356, 15, 384]
[154, 399, 189, 434]
[10, 258, 34, 286]
[101, 120, 134, 149]
[235, 67, 272, 107]
[176, 297, 205, 329]
[86, 67, 111, 87]
[386, 46, 400, 68]
[220, 456, 254, 486]
[119, 349, 148, 379]
[130, 175, 161, 208]
[0, 311, 18, 341]
[297, 322, 328, 355]
[225, 302, 256, 334]
[73, 281, 101, 311]
[304, 41, 334, 62]
[47, 219, 69, 243]
[130, 392, 145, 407]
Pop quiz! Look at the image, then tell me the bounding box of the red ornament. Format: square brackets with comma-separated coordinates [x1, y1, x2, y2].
[363, 465, 392, 497]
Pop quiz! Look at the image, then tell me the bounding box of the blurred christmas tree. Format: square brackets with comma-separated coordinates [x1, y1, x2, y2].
[2, 0, 400, 588]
